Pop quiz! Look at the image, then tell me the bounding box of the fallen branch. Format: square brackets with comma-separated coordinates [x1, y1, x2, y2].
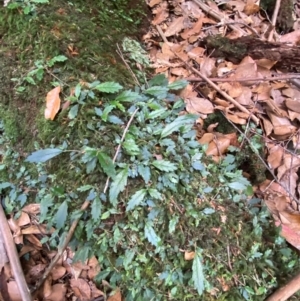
[192, 0, 246, 35]
[265, 271, 300, 301]
[0, 203, 32, 301]
[186, 73, 300, 83]
[31, 200, 90, 293]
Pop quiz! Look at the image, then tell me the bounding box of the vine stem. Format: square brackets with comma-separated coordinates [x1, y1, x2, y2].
[103, 108, 139, 194]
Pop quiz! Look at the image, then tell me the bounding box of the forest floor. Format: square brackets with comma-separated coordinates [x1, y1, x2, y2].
[2, 0, 300, 300]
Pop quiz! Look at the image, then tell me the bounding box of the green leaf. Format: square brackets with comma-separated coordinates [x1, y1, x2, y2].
[47, 55, 67, 67]
[148, 188, 162, 200]
[126, 189, 147, 211]
[123, 138, 140, 156]
[168, 79, 188, 90]
[148, 108, 167, 119]
[98, 152, 115, 178]
[101, 105, 115, 122]
[192, 251, 204, 295]
[228, 182, 247, 191]
[169, 216, 179, 233]
[74, 83, 82, 98]
[92, 197, 101, 222]
[95, 82, 123, 93]
[148, 74, 168, 87]
[144, 222, 161, 247]
[94, 107, 103, 116]
[68, 104, 79, 119]
[77, 185, 94, 192]
[26, 148, 63, 163]
[55, 201, 68, 229]
[152, 160, 177, 172]
[161, 114, 198, 138]
[123, 249, 135, 269]
[145, 86, 168, 99]
[109, 167, 129, 206]
[138, 164, 151, 183]
[115, 90, 140, 102]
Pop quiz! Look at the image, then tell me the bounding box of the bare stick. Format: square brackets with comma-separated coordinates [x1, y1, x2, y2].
[192, 0, 246, 35]
[268, 0, 281, 41]
[0, 204, 32, 301]
[103, 108, 139, 194]
[32, 200, 90, 293]
[186, 74, 300, 83]
[116, 43, 141, 87]
[266, 271, 300, 301]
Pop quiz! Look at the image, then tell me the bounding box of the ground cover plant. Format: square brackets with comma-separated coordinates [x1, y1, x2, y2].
[1, 0, 300, 300]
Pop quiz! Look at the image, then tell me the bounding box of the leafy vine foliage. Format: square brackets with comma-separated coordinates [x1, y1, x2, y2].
[0, 75, 298, 300]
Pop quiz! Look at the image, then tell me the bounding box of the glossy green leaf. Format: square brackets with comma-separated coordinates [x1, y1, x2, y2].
[68, 104, 79, 119]
[192, 251, 204, 295]
[138, 164, 151, 183]
[115, 90, 140, 102]
[148, 188, 162, 200]
[109, 167, 128, 206]
[55, 201, 68, 229]
[168, 79, 188, 90]
[95, 82, 123, 93]
[161, 114, 198, 138]
[126, 189, 147, 211]
[123, 138, 140, 156]
[101, 105, 115, 122]
[148, 74, 168, 87]
[145, 86, 168, 99]
[144, 222, 161, 247]
[92, 197, 101, 222]
[26, 148, 63, 163]
[152, 160, 177, 172]
[98, 152, 115, 178]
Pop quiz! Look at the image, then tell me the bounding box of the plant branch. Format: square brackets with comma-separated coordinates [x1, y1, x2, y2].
[0, 203, 32, 301]
[103, 108, 139, 194]
[31, 200, 90, 293]
[186, 74, 300, 83]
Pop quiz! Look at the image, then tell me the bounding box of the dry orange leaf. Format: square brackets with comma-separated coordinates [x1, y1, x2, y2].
[45, 86, 61, 120]
[184, 251, 195, 260]
[108, 289, 122, 301]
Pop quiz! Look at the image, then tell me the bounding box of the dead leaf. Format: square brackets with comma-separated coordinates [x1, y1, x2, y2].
[45, 86, 61, 120]
[152, 3, 169, 25]
[186, 97, 214, 114]
[206, 137, 231, 156]
[164, 17, 185, 37]
[45, 284, 66, 301]
[108, 289, 122, 301]
[70, 278, 91, 301]
[15, 212, 30, 227]
[7, 281, 22, 301]
[286, 99, 300, 113]
[51, 265, 66, 281]
[22, 204, 40, 215]
[181, 18, 203, 40]
[184, 251, 195, 260]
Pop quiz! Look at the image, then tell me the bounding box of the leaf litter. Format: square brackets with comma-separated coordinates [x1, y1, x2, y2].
[143, 0, 300, 251]
[3, 0, 300, 299]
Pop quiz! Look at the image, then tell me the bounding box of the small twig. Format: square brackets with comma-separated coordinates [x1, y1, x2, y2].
[186, 74, 300, 83]
[267, 0, 281, 41]
[265, 271, 300, 301]
[116, 43, 141, 87]
[103, 108, 139, 194]
[31, 200, 90, 293]
[192, 0, 246, 35]
[0, 204, 32, 301]
[226, 245, 232, 271]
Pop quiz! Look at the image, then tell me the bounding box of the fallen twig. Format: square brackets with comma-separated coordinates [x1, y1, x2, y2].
[103, 108, 139, 193]
[192, 0, 246, 35]
[0, 203, 32, 301]
[265, 271, 300, 301]
[186, 74, 300, 83]
[31, 200, 90, 293]
[268, 0, 281, 41]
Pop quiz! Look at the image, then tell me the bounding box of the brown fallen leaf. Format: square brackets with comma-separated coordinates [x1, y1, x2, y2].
[70, 278, 91, 301]
[186, 97, 214, 114]
[108, 289, 122, 301]
[184, 251, 195, 260]
[45, 86, 61, 120]
[45, 283, 67, 301]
